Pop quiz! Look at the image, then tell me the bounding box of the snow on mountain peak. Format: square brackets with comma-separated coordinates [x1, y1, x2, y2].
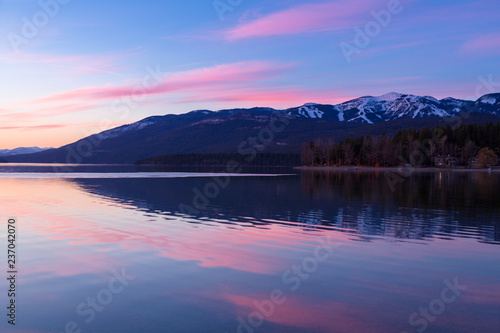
[97, 118, 159, 140]
[441, 97, 458, 102]
[78, 92, 499, 144]
[297, 105, 324, 119]
[0, 146, 53, 156]
[191, 110, 214, 115]
[423, 96, 439, 103]
[478, 94, 499, 105]
[376, 92, 404, 102]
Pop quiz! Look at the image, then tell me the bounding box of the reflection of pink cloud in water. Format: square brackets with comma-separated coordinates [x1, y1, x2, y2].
[462, 282, 500, 305]
[3, 178, 497, 277]
[2, 177, 500, 333]
[153, 224, 346, 274]
[1, 178, 349, 276]
[199, 291, 373, 332]
[26, 253, 123, 278]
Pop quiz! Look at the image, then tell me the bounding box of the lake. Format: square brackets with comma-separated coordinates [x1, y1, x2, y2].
[0, 164, 499, 333]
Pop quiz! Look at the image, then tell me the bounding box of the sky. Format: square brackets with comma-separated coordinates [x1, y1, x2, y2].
[0, 0, 499, 149]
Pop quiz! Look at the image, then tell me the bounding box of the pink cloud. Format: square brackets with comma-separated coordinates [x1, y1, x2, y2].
[0, 124, 68, 130]
[7, 60, 357, 132]
[0, 50, 139, 75]
[2, 60, 358, 135]
[32, 103, 101, 115]
[29, 61, 296, 105]
[460, 33, 500, 54]
[225, 0, 380, 41]
[172, 87, 345, 108]
[0, 104, 100, 124]
[24, 61, 358, 111]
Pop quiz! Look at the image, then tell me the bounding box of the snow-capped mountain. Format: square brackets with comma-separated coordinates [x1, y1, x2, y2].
[92, 92, 481, 138]
[0, 147, 53, 156]
[331, 93, 475, 124]
[285, 104, 340, 121]
[477, 93, 500, 105]
[4, 92, 500, 164]
[475, 93, 500, 115]
[280, 93, 486, 124]
[93, 92, 500, 137]
[96, 116, 166, 140]
[289, 104, 325, 119]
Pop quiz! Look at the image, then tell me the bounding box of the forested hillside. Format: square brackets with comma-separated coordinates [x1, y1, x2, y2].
[301, 122, 500, 167]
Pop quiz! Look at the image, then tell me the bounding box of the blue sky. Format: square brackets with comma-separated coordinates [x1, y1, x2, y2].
[0, 0, 499, 148]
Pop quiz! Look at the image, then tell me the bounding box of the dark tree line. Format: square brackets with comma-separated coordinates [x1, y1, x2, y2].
[136, 152, 302, 167]
[302, 122, 500, 167]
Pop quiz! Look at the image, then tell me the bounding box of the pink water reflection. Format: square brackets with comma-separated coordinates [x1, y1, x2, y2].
[1, 177, 499, 332]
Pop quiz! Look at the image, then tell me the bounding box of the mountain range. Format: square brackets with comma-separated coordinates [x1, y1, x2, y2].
[4, 92, 500, 164]
[0, 147, 52, 156]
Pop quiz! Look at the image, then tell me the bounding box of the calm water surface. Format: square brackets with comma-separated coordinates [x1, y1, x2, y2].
[0, 165, 499, 333]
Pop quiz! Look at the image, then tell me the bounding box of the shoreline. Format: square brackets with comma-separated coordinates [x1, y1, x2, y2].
[294, 166, 499, 172]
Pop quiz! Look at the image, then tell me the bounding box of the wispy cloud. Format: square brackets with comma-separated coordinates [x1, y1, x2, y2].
[0, 50, 140, 75]
[171, 86, 341, 107]
[29, 60, 297, 105]
[4, 60, 357, 125]
[2, 104, 100, 123]
[224, 0, 379, 41]
[0, 124, 68, 131]
[460, 33, 500, 55]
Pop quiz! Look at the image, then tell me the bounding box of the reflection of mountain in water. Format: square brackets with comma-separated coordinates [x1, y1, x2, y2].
[71, 170, 500, 244]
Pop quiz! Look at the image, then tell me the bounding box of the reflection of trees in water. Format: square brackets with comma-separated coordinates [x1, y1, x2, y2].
[295, 209, 324, 229]
[70, 173, 500, 243]
[300, 170, 500, 243]
[300, 170, 499, 212]
[482, 225, 500, 245]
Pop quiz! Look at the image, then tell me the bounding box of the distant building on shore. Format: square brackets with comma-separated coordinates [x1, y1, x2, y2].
[470, 157, 479, 168]
[434, 155, 459, 168]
